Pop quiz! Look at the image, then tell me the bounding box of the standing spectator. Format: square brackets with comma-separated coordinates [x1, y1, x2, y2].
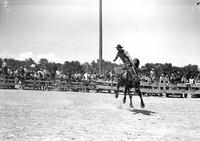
[2, 59, 8, 75]
[19, 67, 25, 77]
[189, 76, 195, 85]
[109, 70, 115, 82]
[181, 75, 188, 84]
[195, 74, 200, 84]
[76, 71, 81, 81]
[90, 72, 97, 81]
[170, 74, 175, 84]
[150, 68, 156, 83]
[74, 71, 78, 80]
[55, 70, 61, 79]
[159, 74, 165, 83]
[82, 72, 89, 81]
[164, 75, 170, 84]
[105, 71, 110, 81]
[175, 72, 181, 83]
[82, 72, 90, 92]
[7, 67, 13, 76]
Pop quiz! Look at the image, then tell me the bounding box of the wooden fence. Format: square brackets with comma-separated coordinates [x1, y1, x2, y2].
[0, 75, 200, 98]
[0, 75, 15, 89]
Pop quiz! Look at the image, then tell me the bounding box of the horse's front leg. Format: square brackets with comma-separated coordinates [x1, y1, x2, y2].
[137, 89, 145, 108]
[123, 87, 127, 104]
[128, 88, 133, 108]
[115, 84, 119, 99]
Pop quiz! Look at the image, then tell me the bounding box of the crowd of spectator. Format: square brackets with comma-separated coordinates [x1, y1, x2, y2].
[141, 68, 200, 85]
[157, 73, 200, 85]
[1, 58, 200, 85]
[0, 59, 116, 83]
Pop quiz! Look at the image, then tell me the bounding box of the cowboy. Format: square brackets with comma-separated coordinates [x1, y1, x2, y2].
[113, 44, 132, 66]
[113, 44, 140, 76]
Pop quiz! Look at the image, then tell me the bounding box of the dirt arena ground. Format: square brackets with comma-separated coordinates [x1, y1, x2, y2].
[0, 90, 200, 141]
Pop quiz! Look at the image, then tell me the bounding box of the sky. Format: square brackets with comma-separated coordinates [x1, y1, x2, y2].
[0, 0, 200, 67]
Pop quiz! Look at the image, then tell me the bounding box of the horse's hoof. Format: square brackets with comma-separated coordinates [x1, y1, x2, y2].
[123, 99, 126, 104]
[130, 104, 133, 108]
[115, 94, 118, 99]
[141, 103, 145, 108]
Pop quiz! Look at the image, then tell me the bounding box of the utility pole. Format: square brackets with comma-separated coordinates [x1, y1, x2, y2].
[99, 0, 103, 74]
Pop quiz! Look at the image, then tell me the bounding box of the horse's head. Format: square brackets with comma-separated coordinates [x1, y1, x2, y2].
[133, 58, 140, 68]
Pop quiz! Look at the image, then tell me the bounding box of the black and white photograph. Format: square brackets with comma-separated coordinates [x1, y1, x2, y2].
[0, 0, 200, 140]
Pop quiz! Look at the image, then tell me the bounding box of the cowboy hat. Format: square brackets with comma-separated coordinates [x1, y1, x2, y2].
[115, 44, 123, 49]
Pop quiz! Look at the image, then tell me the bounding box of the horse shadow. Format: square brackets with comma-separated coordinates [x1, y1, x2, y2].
[128, 109, 156, 116]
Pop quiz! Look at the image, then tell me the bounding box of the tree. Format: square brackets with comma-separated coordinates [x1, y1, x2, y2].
[96, 59, 117, 73]
[141, 63, 155, 76]
[183, 64, 199, 79]
[25, 58, 36, 69]
[91, 60, 98, 73]
[6, 58, 22, 70]
[62, 61, 83, 74]
[0, 58, 2, 67]
[82, 62, 91, 73]
[38, 58, 49, 70]
[163, 63, 173, 75]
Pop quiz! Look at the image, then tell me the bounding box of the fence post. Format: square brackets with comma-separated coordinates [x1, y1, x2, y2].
[162, 82, 167, 98]
[187, 84, 192, 98]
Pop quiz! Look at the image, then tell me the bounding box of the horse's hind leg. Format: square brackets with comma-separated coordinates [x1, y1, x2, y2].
[123, 87, 127, 104]
[138, 89, 145, 108]
[115, 85, 119, 99]
[128, 88, 133, 108]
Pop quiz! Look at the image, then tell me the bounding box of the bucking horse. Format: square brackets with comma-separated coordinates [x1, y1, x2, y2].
[113, 44, 145, 108]
[115, 67, 145, 108]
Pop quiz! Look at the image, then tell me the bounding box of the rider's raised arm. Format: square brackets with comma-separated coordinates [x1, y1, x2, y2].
[113, 52, 119, 62]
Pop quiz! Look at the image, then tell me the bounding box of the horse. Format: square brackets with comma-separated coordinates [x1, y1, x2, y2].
[115, 69, 145, 108]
